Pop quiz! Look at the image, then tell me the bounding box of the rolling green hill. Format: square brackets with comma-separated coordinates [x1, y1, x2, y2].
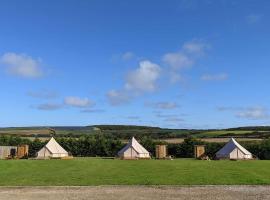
[0, 125, 270, 140]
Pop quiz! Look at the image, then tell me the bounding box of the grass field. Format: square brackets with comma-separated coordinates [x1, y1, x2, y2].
[160, 138, 263, 144]
[0, 158, 270, 186]
[1, 126, 270, 138]
[198, 130, 268, 137]
[1, 126, 270, 143]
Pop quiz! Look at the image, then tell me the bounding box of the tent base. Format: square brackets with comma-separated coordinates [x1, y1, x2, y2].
[118, 157, 151, 160]
[215, 157, 254, 160]
[35, 156, 72, 160]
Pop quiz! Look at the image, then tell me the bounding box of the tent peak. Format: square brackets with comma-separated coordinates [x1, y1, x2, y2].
[117, 136, 150, 159]
[216, 137, 252, 159]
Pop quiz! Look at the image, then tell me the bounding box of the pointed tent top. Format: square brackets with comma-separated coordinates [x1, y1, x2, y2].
[118, 137, 149, 155]
[129, 137, 149, 154]
[229, 138, 251, 155]
[216, 137, 251, 156]
[45, 137, 68, 154]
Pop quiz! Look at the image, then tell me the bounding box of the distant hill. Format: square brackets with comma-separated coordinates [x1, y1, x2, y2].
[227, 126, 270, 131]
[0, 125, 270, 139]
[91, 125, 162, 130]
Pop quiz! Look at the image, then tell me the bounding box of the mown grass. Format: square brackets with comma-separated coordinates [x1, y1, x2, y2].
[0, 158, 270, 186]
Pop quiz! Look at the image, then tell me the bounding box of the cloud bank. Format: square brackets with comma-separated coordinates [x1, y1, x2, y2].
[0, 53, 44, 78]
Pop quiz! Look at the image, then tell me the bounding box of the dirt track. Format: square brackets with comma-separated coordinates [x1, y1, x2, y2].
[0, 186, 270, 200]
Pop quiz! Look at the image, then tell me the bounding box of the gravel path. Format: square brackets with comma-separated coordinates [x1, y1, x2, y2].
[0, 186, 270, 200]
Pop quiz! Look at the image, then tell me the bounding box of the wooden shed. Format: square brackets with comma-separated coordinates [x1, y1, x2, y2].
[17, 145, 29, 158]
[194, 145, 205, 159]
[0, 146, 17, 159]
[155, 145, 167, 159]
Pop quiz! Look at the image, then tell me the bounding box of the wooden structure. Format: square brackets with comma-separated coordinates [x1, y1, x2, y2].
[0, 145, 29, 159]
[17, 145, 29, 158]
[155, 145, 167, 159]
[194, 145, 205, 159]
[0, 146, 17, 159]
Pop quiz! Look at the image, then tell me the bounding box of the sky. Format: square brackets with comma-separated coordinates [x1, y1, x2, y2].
[0, 0, 270, 129]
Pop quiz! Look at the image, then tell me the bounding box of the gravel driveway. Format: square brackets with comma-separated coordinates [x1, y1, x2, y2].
[0, 186, 270, 200]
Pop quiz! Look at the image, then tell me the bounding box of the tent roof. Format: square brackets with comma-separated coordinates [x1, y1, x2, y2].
[118, 137, 149, 155]
[216, 138, 251, 156]
[45, 137, 68, 154]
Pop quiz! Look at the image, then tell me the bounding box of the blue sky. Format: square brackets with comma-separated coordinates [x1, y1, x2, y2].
[0, 0, 269, 128]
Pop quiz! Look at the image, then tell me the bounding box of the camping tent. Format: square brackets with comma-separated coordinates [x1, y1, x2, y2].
[37, 137, 68, 159]
[216, 138, 252, 160]
[118, 137, 150, 159]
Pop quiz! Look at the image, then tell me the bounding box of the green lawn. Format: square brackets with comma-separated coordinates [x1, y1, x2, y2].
[0, 158, 270, 186]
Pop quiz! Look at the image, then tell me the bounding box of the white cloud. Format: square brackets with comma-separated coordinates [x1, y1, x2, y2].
[27, 89, 58, 99]
[146, 101, 179, 110]
[154, 112, 185, 123]
[156, 102, 178, 109]
[126, 116, 140, 120]
[107, 90, 131, 106]
[64, 96, 94, 108]
[108, 40, 208, 105]
[81, 109, 105, 113]
[183, 40, 208, 55]
[155, 113, 179, 118]
[201, 73, 228, 81]
[111, 52, 136, 63]
[236, 107, 269, 120]
[163, 40, 209, 83]
[125, 60, 161, 92]
[169, 73, 185, 83]
[121, 52, 135, 61]
[163, 52, 193, 70]
[246, 14, 262, 24]
[35, 103, 62, 111]
[107, 60, 161, 106]
[163, 40, 208, 70]
[164, 117, 185, 123]
[217, 106, 241, 111]
[0, 53, 44, 78]
[218, 106, 269, 120]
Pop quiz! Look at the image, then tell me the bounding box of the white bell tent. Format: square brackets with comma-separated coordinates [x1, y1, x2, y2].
[216, 138, 252, 160]
[37, 137, 68, 159]
[118, 137, 150, 159]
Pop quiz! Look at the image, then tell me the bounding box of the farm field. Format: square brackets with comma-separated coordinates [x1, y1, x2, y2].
[0, 158, 270, 186]
[161, 138, 263, 144]
[1, 125, 270, 144]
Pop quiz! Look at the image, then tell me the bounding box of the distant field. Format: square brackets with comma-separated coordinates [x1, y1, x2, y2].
[0, 129, 50, 136]
[119, 138, 262, 144]
[0, 158, 270, 186]
[161, 138, 263, 144]
[23, 137, 264, 143]
[0, 128, 96, 136]
[1, 126, 270, 143]
[200, 130, 268, 137]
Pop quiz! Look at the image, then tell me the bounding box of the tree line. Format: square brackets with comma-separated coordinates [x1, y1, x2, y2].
[1, 134, 270, 159]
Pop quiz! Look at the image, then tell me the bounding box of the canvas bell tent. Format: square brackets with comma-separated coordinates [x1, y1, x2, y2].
[37, 137, 68, 159]
[216, 138, 252, 160]
[118, 137, 150, 159]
